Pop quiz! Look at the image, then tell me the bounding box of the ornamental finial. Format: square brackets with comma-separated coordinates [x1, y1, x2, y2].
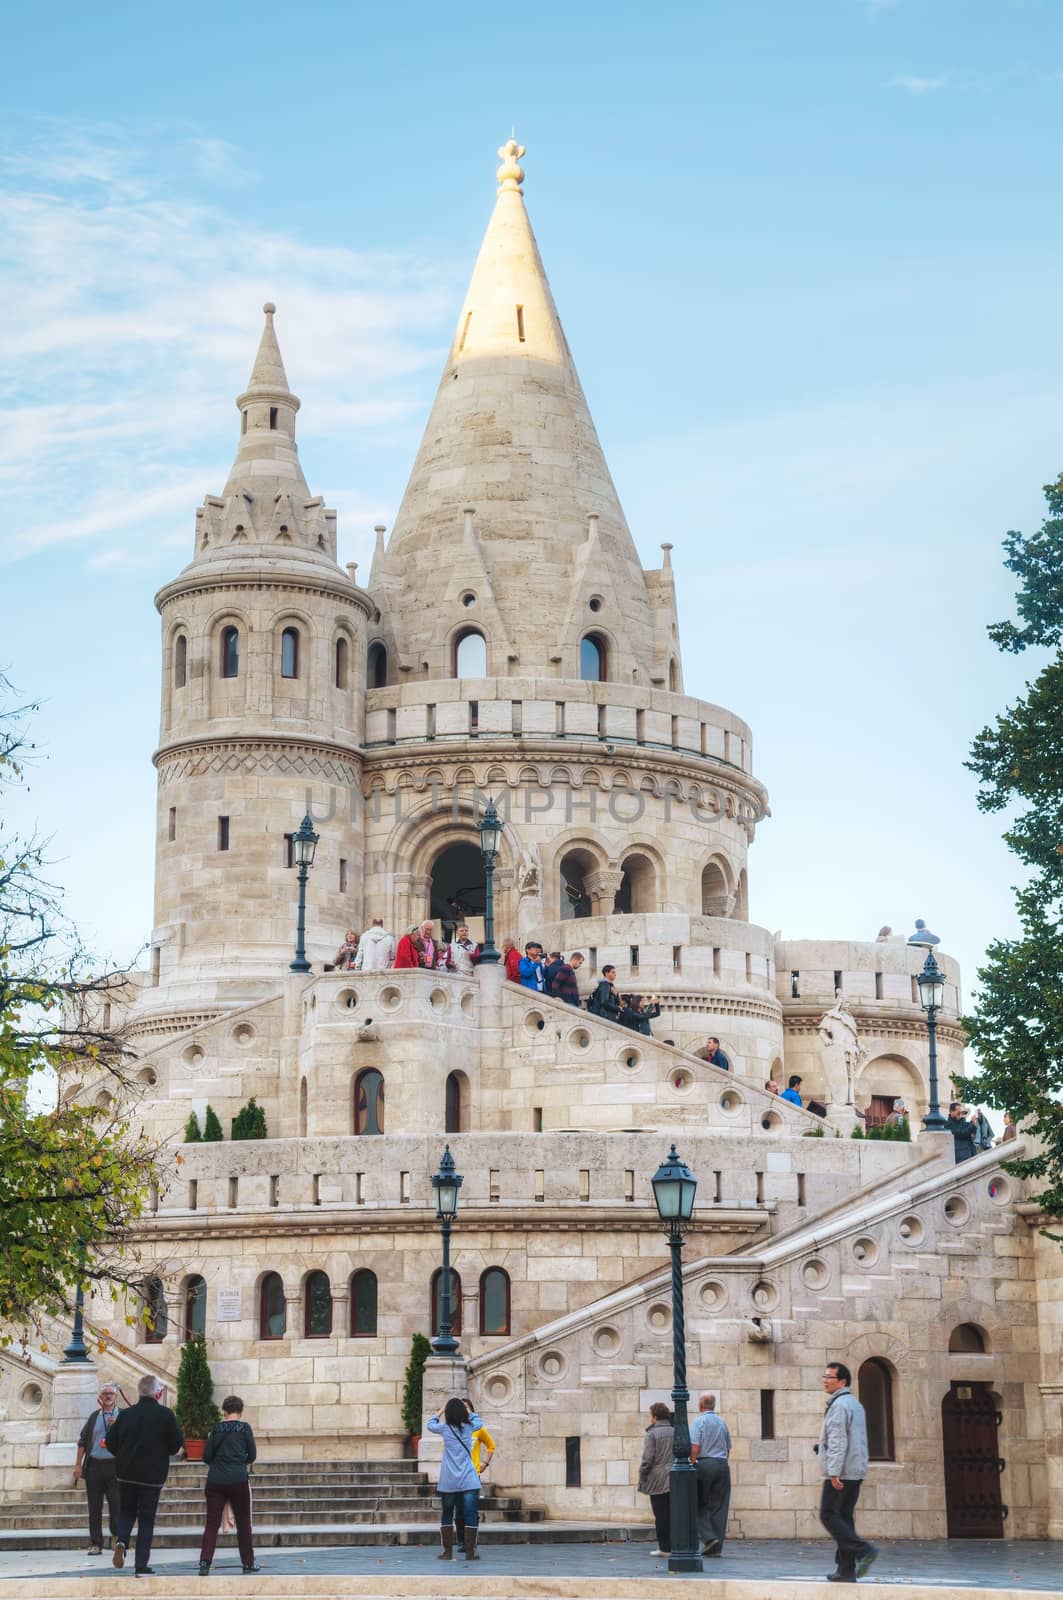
[496, 136, 526, 193]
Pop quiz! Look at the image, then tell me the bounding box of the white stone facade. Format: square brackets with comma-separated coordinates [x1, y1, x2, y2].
[2, 140, 1060, 1544]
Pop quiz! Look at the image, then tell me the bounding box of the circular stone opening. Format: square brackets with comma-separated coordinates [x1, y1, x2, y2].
[461, 591, 477, 607]
[671, 1068, 694, 1093]
[137, 1067, 158, 1088]
[647, 1302, 672, 1332]
[538, 1350, 567, 1380]
[719, 1089, 743, 1114]
[524, 1010, 546, 1034]
[699, 1280, 727, 1310]
[485, 1373, 512, 1403]
[592, 1325, 621, 1357]
[621, 1048, 642, 1070]
[944, 1194, 970, 1227]
[337, 990, 358, 1011]
[460, 991, 476, 1015]
[379, 985, 402, 1010]
[233, 1022, 256, 1045]
[801, 1258, 830, 1290]
[20, 1383, 44, 1413]
[852, 1236, 879, 1266]
[987, 1176, 1011, 1204]
[429, 987, 449, 1012]
[569, 1027, 591, 1050]
[760, 1110, 781, 1131]
[183, 1043, 205, 1066]
[897, 1215, 925, 1245]
[751, 1280, 779, 1311]
[589, 595, 603, 612]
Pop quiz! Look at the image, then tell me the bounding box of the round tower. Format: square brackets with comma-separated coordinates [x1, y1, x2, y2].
[150, 305, 372, 995]
[363, 142, 775, 1074]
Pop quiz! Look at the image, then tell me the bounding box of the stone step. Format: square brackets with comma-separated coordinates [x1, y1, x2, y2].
[0, 1520, 618, 1552]
[0, 1498, 525, 1526]
[23, 1486, 437, 1507]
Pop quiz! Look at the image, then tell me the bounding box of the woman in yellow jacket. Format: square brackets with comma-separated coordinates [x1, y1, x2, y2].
[454, 1423, 495, 1554]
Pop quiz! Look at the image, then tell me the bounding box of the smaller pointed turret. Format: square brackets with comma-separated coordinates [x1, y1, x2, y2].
[223, 302, 309, 504]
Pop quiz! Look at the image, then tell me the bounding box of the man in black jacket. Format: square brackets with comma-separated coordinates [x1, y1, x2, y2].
[586, 965, 621, 1022]
[105, 1373, 183, 1576]
[73, 1382, 123, 1554]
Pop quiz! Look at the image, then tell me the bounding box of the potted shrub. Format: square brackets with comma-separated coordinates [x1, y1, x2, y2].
[175, 1332, 220, 1461]
[401, 1333, 431, 1457]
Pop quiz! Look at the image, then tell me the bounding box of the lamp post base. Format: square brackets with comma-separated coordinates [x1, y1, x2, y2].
[667, 1553, 705, 1573]
[289, 958, 311, 973]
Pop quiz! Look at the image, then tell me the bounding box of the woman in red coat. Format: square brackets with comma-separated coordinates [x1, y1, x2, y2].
[393, 929, 424, 969]
[502, 938, 522, 983]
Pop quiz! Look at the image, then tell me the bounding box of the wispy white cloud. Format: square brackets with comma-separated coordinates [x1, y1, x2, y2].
[891, 74, 948, 94]
[187, 136, 256, 190]
[0, 121, 458, 565]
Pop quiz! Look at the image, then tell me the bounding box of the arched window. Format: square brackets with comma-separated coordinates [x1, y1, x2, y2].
[220, 626, 240, 679]
[303, 1270, 332, 1338]
[701, 860, 732, 917]
[367, 641, 388, 689]
[857, 1359, 895, 1461]
[479, 1267, 511, 1336]
[281, 627, 300, 679]
[299, 1076, 307, 1138]
[614, 852, 656, 915]
[144, 1277, 168, 1343]
[349, 1269, 378, 1337]
[445, 1071, 462, 1134]
[335, 636, 349, 690]
[184, 1275, 206, 1342]
[259, 1272, 286, 1340]
[948, 1323, 988, 1353]
[174, 634, 188, 689]
[353, 1069, 385, 1135]
[560, 847, 596, 920]
[668, 657, 679, 692]
[453, 629, 487, 678]
[430, 1267, 462, 1336]
[580, 633, 607, 681]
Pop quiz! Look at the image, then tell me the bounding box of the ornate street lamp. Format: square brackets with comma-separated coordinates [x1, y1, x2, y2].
[476, 800, 502, 965]
[431, 1145, 464, 1356]
[289, 813, 320, 974]
[651, 1145, 702, 1573]
[62, 1262, 90, 1365]
[916, 949, 948, 1131]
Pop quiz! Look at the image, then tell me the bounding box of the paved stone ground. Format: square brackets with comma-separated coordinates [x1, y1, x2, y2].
[0, 1540, 1060, 1590]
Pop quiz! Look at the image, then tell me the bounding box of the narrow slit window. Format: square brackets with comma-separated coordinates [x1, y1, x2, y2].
[283, 833, 294, 868]
[745, 952, 753, 983]
[458, 310, 472, 352]
[791, 970, 800, 999]
[269, 406, 278, 430]
[188, 1179, 198, 1211]
[168, 807, 176, 841]
[220, 626, 239, 679]
[241, 410, 248, 435]
[630, 944, 639, 970]
[534, 1169, 545, 1202]
[533, 1106, 543, 1132]
[713, 947, 722, 978]
[269, 1175, 280, 1207]
[489, 1169, 500, 1202]
[673, 945, 682, 973]
[312, 1173, 321, 1206]
[339, 859, 348, 893]
[174, 634, 187, 689]
[760, 1390, 775, 1440]
[624, 1169, 635, 1201]
[755, 1170, 765, 1204]
[516, 304, 525, 342]
[875, 971, 884, 999]
[797, 1172, 806, 1206]
[833, 969, 843, 994]
[228, 1175, 238, 1207]
[400, 1170, 411, 1203]
[565, 1436, 581, 1488]
[335, 636, 349, 689]
[281, 627, 299, 679]
[579, 1169, 590, 1201]
[713, 1170, 722, 1204]
[218, 816, 230, 851]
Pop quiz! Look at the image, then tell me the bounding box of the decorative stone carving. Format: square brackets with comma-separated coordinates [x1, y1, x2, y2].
[817, 995, 868, 1108]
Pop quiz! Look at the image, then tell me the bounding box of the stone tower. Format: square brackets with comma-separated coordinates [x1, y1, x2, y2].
[151, 306, 372, 995]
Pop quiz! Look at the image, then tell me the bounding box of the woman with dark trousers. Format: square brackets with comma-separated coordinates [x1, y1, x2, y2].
[638, 1402, 674, 1556]
[198, 1397, 260, 1576]
[427, 1397, 484, 1561]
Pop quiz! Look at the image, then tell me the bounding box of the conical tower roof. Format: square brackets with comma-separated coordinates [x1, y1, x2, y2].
[223, 302, 309, 502]
[375, 140, 656, 680]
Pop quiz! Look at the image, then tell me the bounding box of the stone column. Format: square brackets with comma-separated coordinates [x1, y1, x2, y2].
[584, 867, 624, 918]
[40, 1362, 100, 1470]
[418, 1354, 471, 1470]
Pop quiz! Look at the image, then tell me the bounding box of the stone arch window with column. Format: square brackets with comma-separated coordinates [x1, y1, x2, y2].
[381, 796, 519, 943]
[701, 855, 736, 918]
[452, 625, 488, 678]
[613, 846, 665, 915]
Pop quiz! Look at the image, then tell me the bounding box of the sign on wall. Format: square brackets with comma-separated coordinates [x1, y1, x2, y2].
[216, 1289, 242, 1323]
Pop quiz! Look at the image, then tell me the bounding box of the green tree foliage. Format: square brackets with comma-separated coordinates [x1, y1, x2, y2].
[0, 677, 169, 1340]
[964, 472, 1063, 1220]
[183, 1111, 202, 1144]
[202, 1105, 224, 1142]
[231, 1097, 267, 1140]
[401, 1332, 432, 1437]
[174, 1332, 220, 1439]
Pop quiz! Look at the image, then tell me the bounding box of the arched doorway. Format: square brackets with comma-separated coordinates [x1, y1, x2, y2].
[430, 841, 485, 941]
[941, 1383, 1004, 1537]
[614, 852, 656, 914]
[559, 848, 595, 920]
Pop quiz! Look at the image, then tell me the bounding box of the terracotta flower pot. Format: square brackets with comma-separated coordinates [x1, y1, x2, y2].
[184, 1437, 206, 1462]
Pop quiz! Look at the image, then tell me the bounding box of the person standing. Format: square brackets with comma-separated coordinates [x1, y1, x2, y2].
[518, 943, 547, 991]
[947, 1102, 978, 1163]
[587, 964, 621, 1021]
[354, 917, 395, 971]
[502, 939, 522, 983]
[781, 1075, 804, 1107]
[427, 1397, 484, 1562]
[331, 929, 359, 970]
[73, 1382, 123, 1555]
[418, 921, 440, 969]
[455, 1417, 495, 1553]
[393, 927, 424, 969]
[689, 1391, 731, 1556]
[704, 1036, 731, 1072]
[637, 1402, 673, 1556]
[198, 1395, 260, 1576]
[449, 925, 480, 978]
[816, 1361, 878, 1583]
[998, 1111, 1017, 1145]
[105, 1373, 183, 1577]
[543, 951, 565, 994]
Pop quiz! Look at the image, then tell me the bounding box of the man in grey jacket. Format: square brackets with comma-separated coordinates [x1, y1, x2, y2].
[817, 1363, 878, 1583]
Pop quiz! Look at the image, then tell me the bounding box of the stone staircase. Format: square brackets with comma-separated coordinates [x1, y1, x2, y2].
[0, 1459, 559, 1551]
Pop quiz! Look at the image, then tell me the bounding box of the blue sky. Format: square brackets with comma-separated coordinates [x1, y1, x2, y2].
[2, 0, 1061, 1020]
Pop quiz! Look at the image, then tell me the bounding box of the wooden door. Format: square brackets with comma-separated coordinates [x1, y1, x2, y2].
[941, 1383, 1005, 1538]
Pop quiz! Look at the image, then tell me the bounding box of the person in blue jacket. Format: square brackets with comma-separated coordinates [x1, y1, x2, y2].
[427, 1397, 484, 1562]
[781, 1075, 803, 1107]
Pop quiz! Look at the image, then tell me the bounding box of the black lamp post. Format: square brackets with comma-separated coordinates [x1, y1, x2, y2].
[62, 1268, 90, 1364]
[916, 949, 948, 1131]
[431, 1145, 463, 1355]
[289, 813, 320, 974]
[651, 1144, 703, 1573]
[476, 800, 502, 965]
